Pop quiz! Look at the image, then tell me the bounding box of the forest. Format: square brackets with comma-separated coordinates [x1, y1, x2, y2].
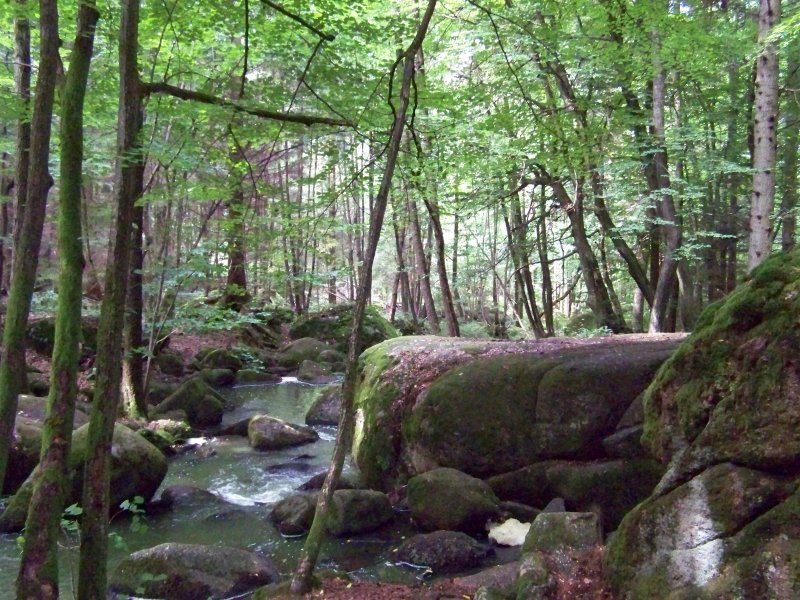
[0, 0, 798, 598]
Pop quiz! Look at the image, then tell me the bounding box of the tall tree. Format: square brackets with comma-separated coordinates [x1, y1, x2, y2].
[748, 0, 781, 270]
[781, 36, 798, 251]
[77, 0, 144, 596]
[0, 0, 60, 491]
[290, 0, 439, 592]
[15, 1, 99, 597]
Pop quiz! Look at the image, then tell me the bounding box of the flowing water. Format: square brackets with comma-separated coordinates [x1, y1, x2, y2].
[0, 380, 420, 599]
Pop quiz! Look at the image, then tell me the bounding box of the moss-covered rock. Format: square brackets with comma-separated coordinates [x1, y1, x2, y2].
[352, 335, 680, 489]
[276, 337, 333, 368]
[200, 348, 244, 372]
[326, 489, 394, 536]
[248, 415, 318, 450]
[604, 463, 796, 598]
[289, 304, 398, 352]
[110, 542, 279, 599]
[154, 350, 185, 376]
[522, 512, 601, 554]
[297, 359, 336, 384]
[2, 416, 42, 495]
[270, 492, 318, 535]
[152, 378, 227, 428]
[201, 367, 236, 387]
[0, 423, 167, 532]
[407, 468, 500, 534]
[26, 316, 98, 357]
[642, 249, 800, 483]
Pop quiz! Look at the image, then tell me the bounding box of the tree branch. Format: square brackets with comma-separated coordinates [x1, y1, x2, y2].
[142, 80, 352, 127]
[260, 0, 335, 41]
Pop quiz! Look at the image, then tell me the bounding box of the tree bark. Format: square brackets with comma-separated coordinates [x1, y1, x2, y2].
[16, 3, 98, 598]
[121, 202, 147, 419]
[748, 0, 780, 270]
[781, 42, 797, 251]
[407, 193, 440, 333]
[77, 0, 143, 597]
[290, 1, 438, 591]
[0, 0, 60, 491]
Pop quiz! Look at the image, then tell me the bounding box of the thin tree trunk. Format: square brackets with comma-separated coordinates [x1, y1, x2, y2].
[12, 1, 31, 250]
[781, 43, 798, 251]
[121, 202, 147, 419]
[16, 3, 98, 598]
[77, 0, 143, 597]
[407, 193, 440, 333]
[290, 1, 438, 591]
[649, 25, 682, 333]
[423, 195, 459, 336]
[0, 0, 60, 490]
[748, 0, 780, 270]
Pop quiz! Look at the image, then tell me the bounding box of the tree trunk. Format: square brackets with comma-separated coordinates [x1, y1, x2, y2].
[0, 0, 60, 490]
[12, 0, 31, 250]
[648, 29, 682, 333]
[290, 1, 438, 591]
[16, 3, 98, 598]
[423, 195, 459, 336]
[77, 0, 143, 597]
[748, 0, 780, 270]
[407, 193, 440, 333]
[781, 43, 798, 251]
[121, 202, 147, 419]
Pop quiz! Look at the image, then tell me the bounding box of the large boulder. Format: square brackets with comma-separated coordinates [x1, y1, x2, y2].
[270, 492, 317, 535]
[326, 489, 394, 536]
[152, 378, 227, 428]
[276, 337, 333, 369]
[352, 335, 681, 489]
[198, 348, 244, 372]
[487, 459, 665, 532]
[605, 463, 797, 598]
[248, 415, 318, 450]
[0, 423, 167, 532]
[26, 316, 98, 357]
[407, 468, 500, 535]
[289, 304, 399, 352]
[305, 384, 342, 426]
[110, 542, 279, 599]
[606, 250, 800, 599]
[2, 416, 42, 495]
[297, 360, 336, 384]
[395, 531, 493, 574]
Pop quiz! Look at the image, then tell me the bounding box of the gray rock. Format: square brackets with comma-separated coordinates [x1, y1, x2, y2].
[407, 468, 500, 534]
[235, 369, 281, 384]
[154, 351, 185, 376]
[297, 360, 336, 384]
[152, 378, 227, 428]
[305, 384, 342, 426]
[201, 368, 235, 387]
[270, 492, 318, 535]
[395, 530, 493, 574]
[248, 415, 318, 450]
[276, 338, 333, 368]
[602, 425, 648, 459]
[326, 489, 394, 536]
[522, 512, 601, 554]
[110, 542, 278, 599]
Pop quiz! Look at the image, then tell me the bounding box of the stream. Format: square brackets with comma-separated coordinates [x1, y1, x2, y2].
[0, 379, 420, 599]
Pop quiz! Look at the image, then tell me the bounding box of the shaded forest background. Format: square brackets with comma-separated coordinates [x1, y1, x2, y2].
[1, 0, 797, 343]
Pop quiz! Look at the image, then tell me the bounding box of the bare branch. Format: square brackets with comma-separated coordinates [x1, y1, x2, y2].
[142, 80, 352, 127]
[260, 0, 335, 41]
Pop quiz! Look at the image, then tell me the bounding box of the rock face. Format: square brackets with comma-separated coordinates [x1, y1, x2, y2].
[305, 384, 342, 426]
[289, 304, 399, 352]
[248, 415, 319, 450]
[407, 468, 500, 534]
[0, 423, 167, 532]
[605, 250, 800, 599]
[487, 458, 664, 532]
[395, 530, 493, 574]
[352, 335, 681, 490]
[110, 542, 278, 599]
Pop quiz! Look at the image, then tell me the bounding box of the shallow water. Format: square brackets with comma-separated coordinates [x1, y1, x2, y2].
[0, 380, 420, 599]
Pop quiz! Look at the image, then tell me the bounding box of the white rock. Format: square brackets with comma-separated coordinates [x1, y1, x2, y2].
[487, 518, 531, 547]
